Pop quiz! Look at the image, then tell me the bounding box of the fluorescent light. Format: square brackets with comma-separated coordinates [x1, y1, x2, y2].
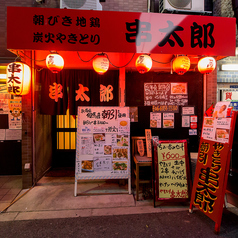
[0, 74, 6, 79]
[221, 64, 238, 71]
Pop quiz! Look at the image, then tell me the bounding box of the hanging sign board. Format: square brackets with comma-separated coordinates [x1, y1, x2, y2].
[74, 106, 131, 196]
[189, 103, 237, 234]
[152, 139, 192, 205]
[7, 7, 236, 56]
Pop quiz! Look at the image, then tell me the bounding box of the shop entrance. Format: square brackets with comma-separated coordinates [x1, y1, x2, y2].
[52, 110, 77, 168]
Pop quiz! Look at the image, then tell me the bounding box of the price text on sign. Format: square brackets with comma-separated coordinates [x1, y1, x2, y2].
[157, 142, 188, 199]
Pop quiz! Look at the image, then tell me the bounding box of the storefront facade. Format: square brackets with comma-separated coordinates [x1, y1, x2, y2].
[1, 1, 236, 191]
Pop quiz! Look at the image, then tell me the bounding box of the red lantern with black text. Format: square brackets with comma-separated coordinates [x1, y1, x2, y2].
[46, 53, 64, 73]
[198, 57, 216, 74]
[6, 62, 31, 95]
[93, 55, 109, 74]
[172, 56, 190, 75]
[135, 55, 152, 74]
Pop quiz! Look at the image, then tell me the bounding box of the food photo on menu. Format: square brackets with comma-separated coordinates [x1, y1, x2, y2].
[112, 161, 128, 171]
[216, 128, 230, 140]
[171, 83, 187, 94]
[81, 160, 94, 172]
[116, 135, 129, 146]
[163, 119, 174, 128]
[113, 148, 128, 160]
[204, 117, 214, 127]
[93, 133, 105, 143]
[104, 145, 112, 155]
[150, 120, 157, 128]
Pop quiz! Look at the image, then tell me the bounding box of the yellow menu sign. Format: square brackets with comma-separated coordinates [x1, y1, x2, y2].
[157, 141, 189, 199]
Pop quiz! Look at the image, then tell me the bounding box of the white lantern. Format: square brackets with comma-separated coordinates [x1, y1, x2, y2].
[198, 57, 216, 74]
[46, 53, 64, 73]
[135, 55, 152, 74]
[6, 62, 31, 95]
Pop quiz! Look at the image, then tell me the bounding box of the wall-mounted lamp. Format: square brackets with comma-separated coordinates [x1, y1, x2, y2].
[221, 64, 238, 71]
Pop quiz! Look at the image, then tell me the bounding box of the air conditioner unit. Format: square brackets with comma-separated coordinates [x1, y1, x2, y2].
[159, 0, 208, 14]
[60, 0, 102, 10]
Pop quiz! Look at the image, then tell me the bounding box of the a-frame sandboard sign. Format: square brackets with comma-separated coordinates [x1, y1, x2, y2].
[189, 102, 237, 234]
[152, 139, 192, 207]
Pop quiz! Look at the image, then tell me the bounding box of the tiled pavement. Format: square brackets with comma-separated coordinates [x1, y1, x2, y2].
[0, 176, 22, 212]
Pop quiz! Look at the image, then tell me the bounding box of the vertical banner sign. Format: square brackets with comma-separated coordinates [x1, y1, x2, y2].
[145, 129, 152, 157]
[74, 106, 131, 196]
[189, 105, 237, 234]
[153, 140, 191, 204]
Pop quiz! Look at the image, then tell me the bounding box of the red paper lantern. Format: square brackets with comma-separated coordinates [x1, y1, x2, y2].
[172, 56, 190, 75]
[135, 55, 152, 74]
[93, 55, 109, 74]
[46, 53, 64, 73]
[6, 62, 31, 95]
[198, 57, 216, 74]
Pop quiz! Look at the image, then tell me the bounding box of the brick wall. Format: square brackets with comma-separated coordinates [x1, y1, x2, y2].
[101, 0, 148, 12]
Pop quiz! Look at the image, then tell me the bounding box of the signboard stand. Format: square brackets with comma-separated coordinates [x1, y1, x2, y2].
[189, 108, 238, 234]
[74, 106, 131, 196]
[152, 139, 192, 207]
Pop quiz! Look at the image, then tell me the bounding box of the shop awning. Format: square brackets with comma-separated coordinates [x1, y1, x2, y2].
[7, 6, 236, 71]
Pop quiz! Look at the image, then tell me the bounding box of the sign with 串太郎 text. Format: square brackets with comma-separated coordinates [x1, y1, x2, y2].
[189, 111, 237, 234]
[153, 140, 191, 202]
[7, 7, 236, 56]
[190, 139, 230, 221]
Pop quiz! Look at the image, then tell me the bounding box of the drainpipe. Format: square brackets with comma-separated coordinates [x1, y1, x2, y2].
[147, 0, 151, 12]
[232, 0, 238, 27]
[32, 50, 36, 185]
[203, 74, 207, 113]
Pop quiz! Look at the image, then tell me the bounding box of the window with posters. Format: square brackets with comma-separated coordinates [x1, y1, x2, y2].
[74, 106, 131, 196]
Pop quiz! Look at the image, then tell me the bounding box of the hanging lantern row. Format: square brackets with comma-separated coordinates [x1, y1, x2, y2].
[45, 52, 216, 75]
[173, 56, 216, 75]
[6, 62, 31, 95]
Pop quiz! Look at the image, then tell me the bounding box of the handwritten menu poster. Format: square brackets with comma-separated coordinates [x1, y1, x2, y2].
[155, 140, 190, 200]
[144, 82, 188, 108]
[75, 107, 130, 184]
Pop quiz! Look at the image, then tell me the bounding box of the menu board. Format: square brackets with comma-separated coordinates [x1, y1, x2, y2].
[152, 140, 191, 203]
[144, 82, 188, 108]
[74, 106, 131, 196]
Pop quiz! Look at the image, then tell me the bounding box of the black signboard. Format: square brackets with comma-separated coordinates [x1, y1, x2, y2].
[144, 82, 188, 108]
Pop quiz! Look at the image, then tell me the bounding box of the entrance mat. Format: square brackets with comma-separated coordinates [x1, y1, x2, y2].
[45, 167, 75, 177]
